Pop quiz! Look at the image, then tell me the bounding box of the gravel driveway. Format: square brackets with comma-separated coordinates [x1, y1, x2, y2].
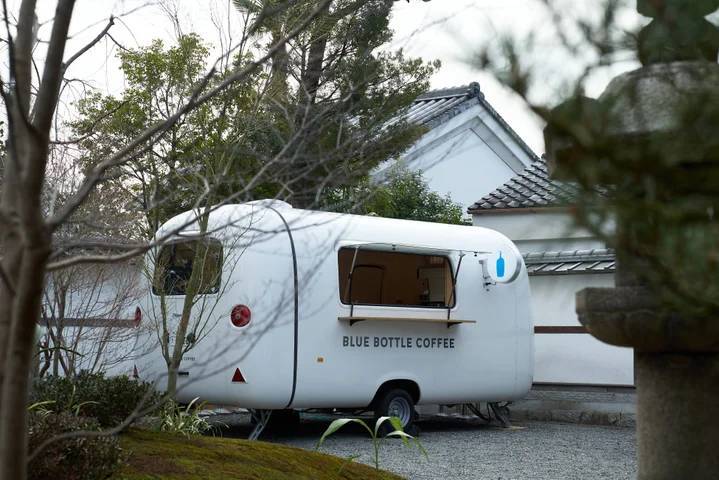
[214, 413, 637, 480]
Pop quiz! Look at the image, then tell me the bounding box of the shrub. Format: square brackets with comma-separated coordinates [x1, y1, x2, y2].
[30, 372, 161, 427]
[28, 411, 122, 480]
[158, 397, 215, 437]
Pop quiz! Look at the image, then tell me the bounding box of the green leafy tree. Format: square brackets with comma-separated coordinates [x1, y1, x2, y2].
[235, 0, 439, 207]
[67, 2, 439, 399]
[328, 167, 466, 225]
[72, 8, 438, 219]
[0, 2, 422, 477]
[70, 34, 261, 235]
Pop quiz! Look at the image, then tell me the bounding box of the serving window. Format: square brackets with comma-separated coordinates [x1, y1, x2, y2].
[338, 247, 455, 308]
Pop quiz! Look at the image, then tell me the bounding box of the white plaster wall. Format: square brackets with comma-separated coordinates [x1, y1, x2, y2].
[473, 211, 633, 386]
[408, 105, 480, 151]
[476, 103, 535, 166]
[530, 273, 634, 386]
[404, 104, 535, 171]
[473, 211, 606, 253]
[406, 130, 517, 209]
[473, 211, 594, 242]
[375, 102, 537, 212]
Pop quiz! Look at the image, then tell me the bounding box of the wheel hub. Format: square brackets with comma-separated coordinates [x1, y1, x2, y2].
[387, 397, 412, 427]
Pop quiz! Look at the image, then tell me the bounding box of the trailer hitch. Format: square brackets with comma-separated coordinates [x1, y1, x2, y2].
[248, 409, 272, 440]
[465, 402, 512, 428]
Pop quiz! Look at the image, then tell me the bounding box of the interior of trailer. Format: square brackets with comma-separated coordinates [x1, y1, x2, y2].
[337, 247, 455, 308]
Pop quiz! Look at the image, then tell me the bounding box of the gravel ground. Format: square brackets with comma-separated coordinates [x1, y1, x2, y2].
[211, 413, 637, 479]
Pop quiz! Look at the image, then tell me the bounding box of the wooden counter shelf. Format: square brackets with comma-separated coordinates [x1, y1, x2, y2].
[338, 316, 476, 328]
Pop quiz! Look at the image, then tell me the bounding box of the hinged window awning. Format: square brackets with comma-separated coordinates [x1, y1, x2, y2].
[341, 241, 490, 257]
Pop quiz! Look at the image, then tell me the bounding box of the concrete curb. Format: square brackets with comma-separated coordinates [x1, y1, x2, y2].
[418, 385, 637, 428]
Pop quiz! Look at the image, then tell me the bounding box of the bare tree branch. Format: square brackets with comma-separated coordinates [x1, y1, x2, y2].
[9, 0, 36, 117]
[62, 15, 114, 73]
[51, 99, 129, 145]
[31, 0, 75, 137]
[106, 32, 130, 52]
[47, 0, 333, 230]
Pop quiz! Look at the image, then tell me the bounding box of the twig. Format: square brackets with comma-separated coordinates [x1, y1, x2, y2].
[62, 15, 114, 73]
[47, 0, 334, 230]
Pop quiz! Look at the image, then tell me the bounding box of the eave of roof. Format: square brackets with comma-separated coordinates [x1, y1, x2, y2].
[468, 156, 578, 214]
[405, 82, 539, 163]
[524, 248, 616, 276]
[471, 206, 571, 216]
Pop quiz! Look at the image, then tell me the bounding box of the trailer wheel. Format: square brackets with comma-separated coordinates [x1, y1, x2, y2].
[374, 388, 416, 433]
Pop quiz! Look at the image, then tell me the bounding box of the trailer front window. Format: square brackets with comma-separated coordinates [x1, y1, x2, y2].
[152, 239, 223, 296]
[338, 248, 455, 308]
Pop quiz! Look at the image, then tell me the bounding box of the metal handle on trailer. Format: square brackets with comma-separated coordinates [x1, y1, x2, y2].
[446, 252, 465, 327]
[344, 245, 361, 321]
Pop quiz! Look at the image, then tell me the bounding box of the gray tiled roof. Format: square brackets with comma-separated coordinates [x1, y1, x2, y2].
[524, 249, 616, 276]
[404, 82, 539, 162]
[468, 157, 578, 212]
[404, 83, 480, 126]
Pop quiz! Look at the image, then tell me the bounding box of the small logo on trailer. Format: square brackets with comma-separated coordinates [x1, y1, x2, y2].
[231, 368, 246, 383]
[496, 252, 505, 278]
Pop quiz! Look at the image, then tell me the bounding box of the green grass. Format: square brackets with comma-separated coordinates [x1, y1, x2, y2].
[114, 429, 403, 480]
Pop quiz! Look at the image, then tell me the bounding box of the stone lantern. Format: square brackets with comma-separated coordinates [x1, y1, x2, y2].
[544, 1, 719, 478]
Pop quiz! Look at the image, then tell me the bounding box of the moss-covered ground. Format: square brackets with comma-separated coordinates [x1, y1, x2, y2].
[114, 429, 403, 479]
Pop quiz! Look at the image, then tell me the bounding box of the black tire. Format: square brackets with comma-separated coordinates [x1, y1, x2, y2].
[373, 388, 417, 435]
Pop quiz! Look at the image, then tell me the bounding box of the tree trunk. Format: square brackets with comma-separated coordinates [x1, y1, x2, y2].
[0, 200, 21, 389]
[267, 26, 290, 101]
[295, 6, 330, 121]
[0, 0, 74, 475]
[0, 95, 23, 392]
[290, 4, 331, 208]
[0, 245, 50, 480]
[0, 138, 53, 480]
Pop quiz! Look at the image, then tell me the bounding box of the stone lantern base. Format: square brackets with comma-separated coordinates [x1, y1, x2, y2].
[577, 286, 719, 478]
[634, 352, 719, 479]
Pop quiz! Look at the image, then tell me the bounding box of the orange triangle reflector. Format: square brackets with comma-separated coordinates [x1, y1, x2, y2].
[231, 368, 246, 383]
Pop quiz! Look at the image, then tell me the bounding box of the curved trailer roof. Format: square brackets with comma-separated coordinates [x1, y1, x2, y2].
[158, 200, 519, 259]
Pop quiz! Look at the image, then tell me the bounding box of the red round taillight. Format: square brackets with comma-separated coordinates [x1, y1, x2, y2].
[133, 307, 142, 327]
[230, 304, 251, 328]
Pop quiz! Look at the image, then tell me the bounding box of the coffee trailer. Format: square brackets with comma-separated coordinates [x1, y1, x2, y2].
[138, 200, 533, 433]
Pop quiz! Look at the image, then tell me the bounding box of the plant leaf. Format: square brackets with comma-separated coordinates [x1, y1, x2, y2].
[386, 430, 412, 444]
[386, 431, 429, 458]
[388, 417, 405, 433]
[186, 397, 200, 412]
[317, 418, 373, 450]
[28, 400, 55, 412]
[232, 0, 263, 13]
[373, 416, 392, 438]
[413, 437, 429, 459]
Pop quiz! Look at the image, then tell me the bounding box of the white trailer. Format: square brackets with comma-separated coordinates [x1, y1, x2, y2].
[137, 200, 533, 433]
